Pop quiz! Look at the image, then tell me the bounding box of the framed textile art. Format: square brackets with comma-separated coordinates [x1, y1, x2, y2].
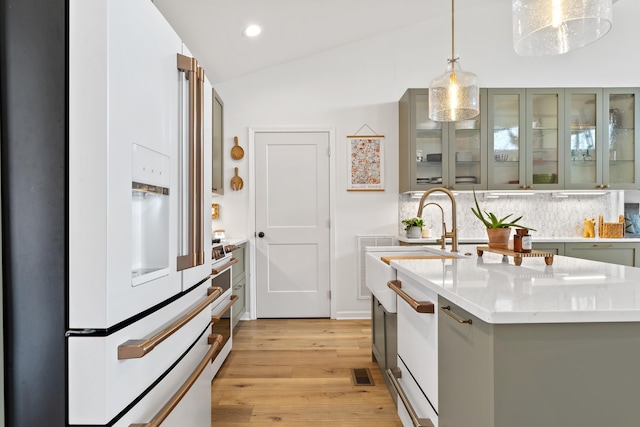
[347, 135, 384, 191]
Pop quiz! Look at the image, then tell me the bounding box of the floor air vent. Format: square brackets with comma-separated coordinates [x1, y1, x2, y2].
[351, 368, 375, 386]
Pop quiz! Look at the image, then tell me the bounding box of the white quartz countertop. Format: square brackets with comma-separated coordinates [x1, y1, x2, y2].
[398, 236, 640, 244]
[389, 244, 640, 324]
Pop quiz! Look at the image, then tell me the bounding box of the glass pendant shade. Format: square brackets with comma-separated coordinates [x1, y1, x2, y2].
[429, 59, 480, 122]
[513, 0, 613, 56]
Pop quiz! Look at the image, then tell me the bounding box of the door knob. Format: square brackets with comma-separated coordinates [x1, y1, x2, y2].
[258, 232, 265, 238]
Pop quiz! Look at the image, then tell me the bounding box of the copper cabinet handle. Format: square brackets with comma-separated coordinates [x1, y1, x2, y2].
[212, 295, 238, 322]
[118, 287, 222, 360]
[592, 244, 613, 248]
[387, 280, 434, 314]
[211, 257, 238, 276]
[440, 305, 472, 324]
[129, 334, 223, 427]
[386, 368, 435, 427]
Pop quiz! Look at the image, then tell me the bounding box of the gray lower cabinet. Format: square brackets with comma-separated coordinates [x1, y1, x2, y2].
[231, 243, 246, 328]
[438, 296, 640, 427]
[564, 241, 639, 266]
[371, 296, 397, 402]
[531, 242, 565, 255]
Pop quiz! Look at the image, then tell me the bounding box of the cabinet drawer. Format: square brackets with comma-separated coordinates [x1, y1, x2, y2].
[395, 357, 438, 427]
[396, 272, 438, 411]
[232, 275, 246, 327]
[232, 245, 245, 279]
[565, 242, 637, 266]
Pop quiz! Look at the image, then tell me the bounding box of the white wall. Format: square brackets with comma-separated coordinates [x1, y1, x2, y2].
[212, 0, 640, 318]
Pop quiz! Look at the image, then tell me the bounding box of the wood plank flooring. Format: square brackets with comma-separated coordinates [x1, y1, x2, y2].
[211, 319, 402, 426]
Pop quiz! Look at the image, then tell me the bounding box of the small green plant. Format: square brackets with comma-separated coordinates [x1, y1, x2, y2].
[471, 189, 535, 230]
[401, 217, 425, 231]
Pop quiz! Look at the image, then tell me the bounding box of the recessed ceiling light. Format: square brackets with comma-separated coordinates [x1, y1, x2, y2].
[243, 24, 262, 38]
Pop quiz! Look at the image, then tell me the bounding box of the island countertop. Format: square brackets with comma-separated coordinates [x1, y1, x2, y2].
[389, 244, 640, 324]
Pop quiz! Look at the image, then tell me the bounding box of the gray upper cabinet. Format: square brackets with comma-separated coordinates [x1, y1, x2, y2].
[212, 88, 224, 195]
[399, 88, 488, 193]
[487, 88, 564, 190]
[565, 88, 640, 190]
[401, 87, 638, 193]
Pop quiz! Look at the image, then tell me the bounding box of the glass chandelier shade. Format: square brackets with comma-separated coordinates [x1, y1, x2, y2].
[513, 0, 613, 56]
[428, 0, 480, 122]
[429, 59, 479, 122]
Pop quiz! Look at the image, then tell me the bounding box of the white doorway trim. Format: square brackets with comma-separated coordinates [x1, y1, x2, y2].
[247, 126, 337, 319]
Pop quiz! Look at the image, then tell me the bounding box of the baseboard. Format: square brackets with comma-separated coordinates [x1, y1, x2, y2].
[335, 310, 371, 320]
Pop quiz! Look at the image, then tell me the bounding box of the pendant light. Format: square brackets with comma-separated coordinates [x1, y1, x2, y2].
[429, 0, 479, 122]
[512, 0, 613, 56]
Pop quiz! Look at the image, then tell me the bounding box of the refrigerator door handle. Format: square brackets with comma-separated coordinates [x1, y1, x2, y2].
[176, 53, 206, 271]
[118, 287, 222, 360]
[129, 334, 223, 427]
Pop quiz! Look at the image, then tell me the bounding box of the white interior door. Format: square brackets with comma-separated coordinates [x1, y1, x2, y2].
[254, 131, 331, 318]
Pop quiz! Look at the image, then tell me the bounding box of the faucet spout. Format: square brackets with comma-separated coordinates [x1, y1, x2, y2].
[416, 187, 458, 252]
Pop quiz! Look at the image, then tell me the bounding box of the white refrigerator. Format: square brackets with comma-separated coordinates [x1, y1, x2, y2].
[66, 0, 215, 425]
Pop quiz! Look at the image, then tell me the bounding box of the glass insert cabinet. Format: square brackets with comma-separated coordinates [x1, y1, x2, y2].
[565, 88, 639, 190]
[399, 88, 488, 192]
[487, 88, 563, 190]
[399, 87, 639, 192]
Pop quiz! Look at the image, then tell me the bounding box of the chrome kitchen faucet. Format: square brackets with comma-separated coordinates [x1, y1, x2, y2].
[417, 187, 458, 252]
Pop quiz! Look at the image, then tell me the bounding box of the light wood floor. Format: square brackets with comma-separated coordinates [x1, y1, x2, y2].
[211, 319, 402, 426]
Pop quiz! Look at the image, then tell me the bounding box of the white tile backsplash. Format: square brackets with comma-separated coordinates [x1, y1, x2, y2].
[399, 191, 619, 239]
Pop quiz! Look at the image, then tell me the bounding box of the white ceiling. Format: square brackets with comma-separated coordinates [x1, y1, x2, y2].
[153, 0, 622, 85]
[152, 0, 446, 84]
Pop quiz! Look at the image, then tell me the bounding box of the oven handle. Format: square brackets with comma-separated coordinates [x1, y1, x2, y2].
[117, 287, 223, 360]
[386, 367, 435, 427]
[129, 334, 222, 427]
[211, 257, 238, 276]
[387, 280, 435, 314]
[212, 295, 239, 322]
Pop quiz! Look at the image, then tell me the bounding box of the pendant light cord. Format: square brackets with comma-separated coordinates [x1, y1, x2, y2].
[450, 0, 456, 82]
[451, 0, 455, 64]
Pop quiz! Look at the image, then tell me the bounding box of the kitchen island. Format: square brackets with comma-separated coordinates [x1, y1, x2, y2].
[382, 245, 640, 427]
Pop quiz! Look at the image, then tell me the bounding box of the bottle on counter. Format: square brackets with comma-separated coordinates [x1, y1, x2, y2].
[514, 228, 532, 253]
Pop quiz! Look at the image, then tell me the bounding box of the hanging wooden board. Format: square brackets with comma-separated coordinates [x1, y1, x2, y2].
[231, 136, 244, 160]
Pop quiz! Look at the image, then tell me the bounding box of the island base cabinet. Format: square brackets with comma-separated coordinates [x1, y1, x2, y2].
[372, 296, 397, 403]
[438, 297, 493, 427]
[438, 296, 640, 427]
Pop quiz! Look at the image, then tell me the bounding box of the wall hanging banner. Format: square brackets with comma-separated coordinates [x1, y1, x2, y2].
[346, 133, 385, 191]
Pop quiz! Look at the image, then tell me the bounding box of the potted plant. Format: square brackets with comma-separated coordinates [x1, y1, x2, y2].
[471, 189, 535, 249]
[402, 217, 425, 239]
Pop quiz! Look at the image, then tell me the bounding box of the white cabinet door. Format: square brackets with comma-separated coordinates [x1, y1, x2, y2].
[396, 271, 439, 412]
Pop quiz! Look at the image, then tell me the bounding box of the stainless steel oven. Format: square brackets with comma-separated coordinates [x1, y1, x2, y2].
[210, 243, 238, 375]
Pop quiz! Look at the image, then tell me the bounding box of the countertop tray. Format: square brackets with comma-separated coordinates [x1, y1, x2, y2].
[476, 246, 554, 266]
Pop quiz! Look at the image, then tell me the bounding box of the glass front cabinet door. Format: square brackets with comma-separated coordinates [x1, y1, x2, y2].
[488, 88, 563, 190]
[565, 88, 640, 190]
[399, 88, 487, 192]
[565, 89, 603, 189]
[603, 88, 639, 189]
[488, 89, 524, 190]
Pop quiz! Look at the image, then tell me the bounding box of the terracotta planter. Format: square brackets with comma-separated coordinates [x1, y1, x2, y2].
[486, 227, 511, 249]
